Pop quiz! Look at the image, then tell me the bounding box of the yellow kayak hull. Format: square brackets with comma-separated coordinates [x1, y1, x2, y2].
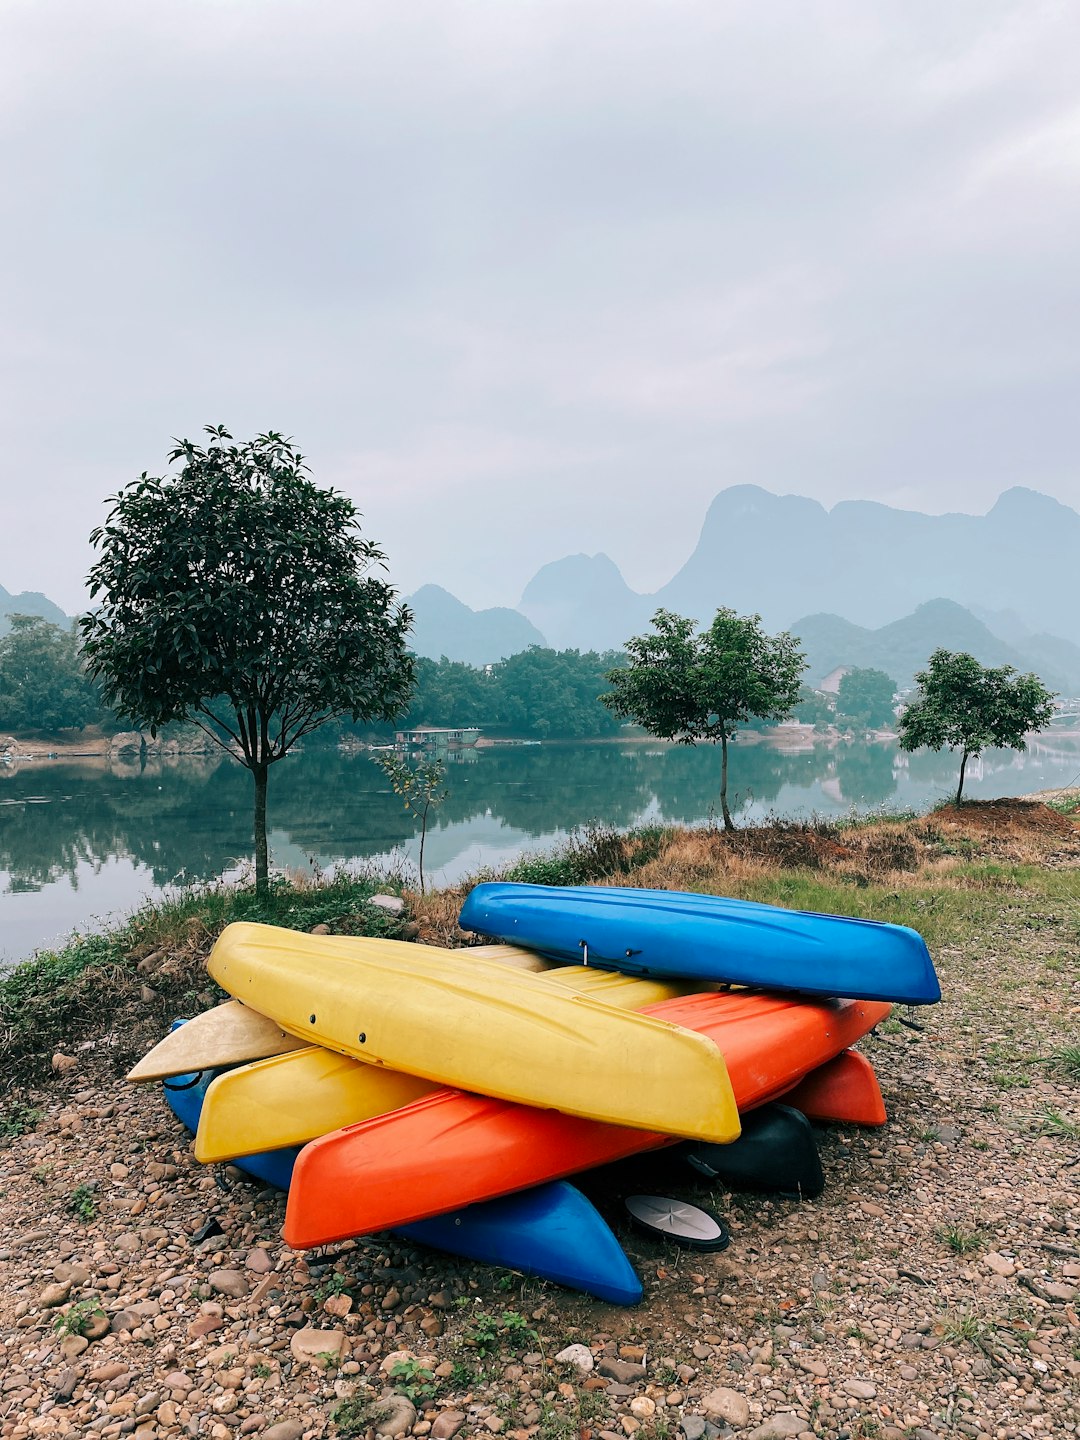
[206, 922, 739, 1142]
[195, 963, 695, 1161]
[127, 945, 550, 1081]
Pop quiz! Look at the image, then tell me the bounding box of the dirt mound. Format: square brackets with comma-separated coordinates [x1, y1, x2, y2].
[930, 797, 1075, 840]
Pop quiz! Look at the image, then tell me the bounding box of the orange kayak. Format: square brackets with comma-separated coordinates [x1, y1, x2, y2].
[284, 991, 889, 1248]
[785, 1047, 886, 1127]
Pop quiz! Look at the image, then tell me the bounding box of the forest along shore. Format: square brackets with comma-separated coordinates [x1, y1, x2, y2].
[0, 802, 1077, 1440]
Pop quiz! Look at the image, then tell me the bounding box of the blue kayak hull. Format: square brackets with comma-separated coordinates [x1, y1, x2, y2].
[459, 882, 940, 1005]
[161, 1042, 641, 1305]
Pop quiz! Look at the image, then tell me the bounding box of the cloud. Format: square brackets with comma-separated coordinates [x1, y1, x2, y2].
[1, 1, 1078, 614]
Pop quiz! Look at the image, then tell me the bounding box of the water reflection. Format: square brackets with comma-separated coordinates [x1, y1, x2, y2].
[3, 733, 1078, 965]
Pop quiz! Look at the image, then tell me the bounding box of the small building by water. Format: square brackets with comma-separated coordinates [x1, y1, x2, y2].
[395, 725, 482, 750]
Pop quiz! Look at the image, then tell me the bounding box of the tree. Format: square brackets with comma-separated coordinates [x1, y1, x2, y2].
[601, 608, 806, 830]
[372, 749, 449, 893]
[836, 667, 897, 731]
[897, 649, 1055, 805]
[791, 686, 836, 730]
[81, 426, 414, 897]
[0, 615, 103, 731]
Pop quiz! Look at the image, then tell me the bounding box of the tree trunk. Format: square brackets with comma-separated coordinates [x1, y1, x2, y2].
[252, 760, 269, 899]
[418, 798, 430, 894]
[955, 750, 969, 806]
[720, 732, 734, 831]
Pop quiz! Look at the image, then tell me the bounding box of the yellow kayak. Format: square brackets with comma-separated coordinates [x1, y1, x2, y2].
[127, 945, 551, 1081]
[195, 964, 694, 1161]
[206, 922, 739, 1142]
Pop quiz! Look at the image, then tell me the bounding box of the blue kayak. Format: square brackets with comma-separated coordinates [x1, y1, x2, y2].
[458, 882, 940, 1005]
[161, 1040, 642, 1305]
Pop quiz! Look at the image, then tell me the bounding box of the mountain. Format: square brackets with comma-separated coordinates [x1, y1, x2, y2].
[519, 554, 650, 652]
[791, 599, 1080, 695]
[519, 484, 1080, 649]
[0, 584, 69, 637]
[407, 585, 546, 666]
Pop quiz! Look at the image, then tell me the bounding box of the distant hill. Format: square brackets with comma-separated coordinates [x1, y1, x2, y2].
[519, 554, 651, 652]
[517, 484, 1080, 650]
[790, 599, 1080, 695]
[0, 584, 69, 638]
[407, 584, 546, 666]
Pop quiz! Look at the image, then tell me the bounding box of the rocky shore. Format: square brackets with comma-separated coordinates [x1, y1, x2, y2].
[1, 806, 1077, 1440]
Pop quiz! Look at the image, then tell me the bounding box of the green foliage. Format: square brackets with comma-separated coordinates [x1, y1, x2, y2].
[52, 1298, 105, 1337]
[80, 425, 414, 895]
[372, 750, 449, 892]
[0, 615, 103, 731]
[67, 1183, 97, 1221]
[938, 1224, 985, 1256]
[331, 1394, 388, 1436]
[464, 1308, 537, 1357]
[503, 822, 667, 887]
[601, 608, 806, 829]
[898, 649, 1055, 804]
[352, 646, 627, 742]
[0, 1098, 42, 1141]
[387, 1358, 438, 1403]
[492, 646, 626, 739]
[836, 667, 897, 731]
[0, 870, 404, 1083]
[791, 686, 835, 728]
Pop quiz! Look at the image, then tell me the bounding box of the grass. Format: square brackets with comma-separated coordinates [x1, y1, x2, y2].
[938, 1224, 986, 1257]
[0, 871, 410, 1083]
[5, 798, 1078, 1093]
[1047, 1045, 1080, 1080]
[331, 1393, 389, 1436]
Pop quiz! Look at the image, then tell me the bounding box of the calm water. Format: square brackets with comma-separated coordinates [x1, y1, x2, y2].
[3, 732, 1079, 967]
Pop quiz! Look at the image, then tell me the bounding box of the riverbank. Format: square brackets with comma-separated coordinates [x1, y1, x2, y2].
[1, 805, 1078, 1439]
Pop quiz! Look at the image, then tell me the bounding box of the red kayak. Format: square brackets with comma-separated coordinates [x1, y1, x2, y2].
[284, 991, 889, 1248]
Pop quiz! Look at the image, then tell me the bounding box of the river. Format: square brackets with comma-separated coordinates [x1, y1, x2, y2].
[3, 731, 1079, 967]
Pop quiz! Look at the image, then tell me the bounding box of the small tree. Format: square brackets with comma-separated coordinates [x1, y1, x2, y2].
[81, 426, 414, 897]
[836, 667, 897, 732]
[897, 649, 1055, 805]
[602, 608, 806, 830]
[373, 749, 449, 893]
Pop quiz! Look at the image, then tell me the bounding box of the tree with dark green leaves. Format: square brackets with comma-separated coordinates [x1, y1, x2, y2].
[601, 608, 806, 830]
[792, 686, 835, 730]
[0, 615, 103, 731]
[897, 649, 1055, 805]
[494, 647, 625, 739]
[836, 667, 897, 731]
[80, 426, 414, 897]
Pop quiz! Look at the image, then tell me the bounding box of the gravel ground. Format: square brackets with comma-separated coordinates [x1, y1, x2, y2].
[2, 897, 1077, 1440]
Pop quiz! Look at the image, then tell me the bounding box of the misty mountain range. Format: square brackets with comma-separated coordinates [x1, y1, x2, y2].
[408, 484, 1080, 694]
[7, 485, 1080, 695]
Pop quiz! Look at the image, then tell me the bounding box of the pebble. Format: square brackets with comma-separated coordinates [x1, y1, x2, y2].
[702, 1387, 750, 1428]
[5, 906, 1080, 1440]
[556, 1344, 595, 1373]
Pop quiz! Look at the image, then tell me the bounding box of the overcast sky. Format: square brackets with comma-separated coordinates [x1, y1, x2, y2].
[2, 0, 1078, 617]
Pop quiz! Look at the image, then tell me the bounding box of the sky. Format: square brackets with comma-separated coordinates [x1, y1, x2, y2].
[2, 0, 1079, 617]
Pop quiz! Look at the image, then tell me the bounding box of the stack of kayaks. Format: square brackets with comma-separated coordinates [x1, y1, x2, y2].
[128, 882, 939, 1305]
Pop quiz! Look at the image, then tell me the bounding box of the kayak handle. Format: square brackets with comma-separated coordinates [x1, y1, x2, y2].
[162, 1072, 205, 1092]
